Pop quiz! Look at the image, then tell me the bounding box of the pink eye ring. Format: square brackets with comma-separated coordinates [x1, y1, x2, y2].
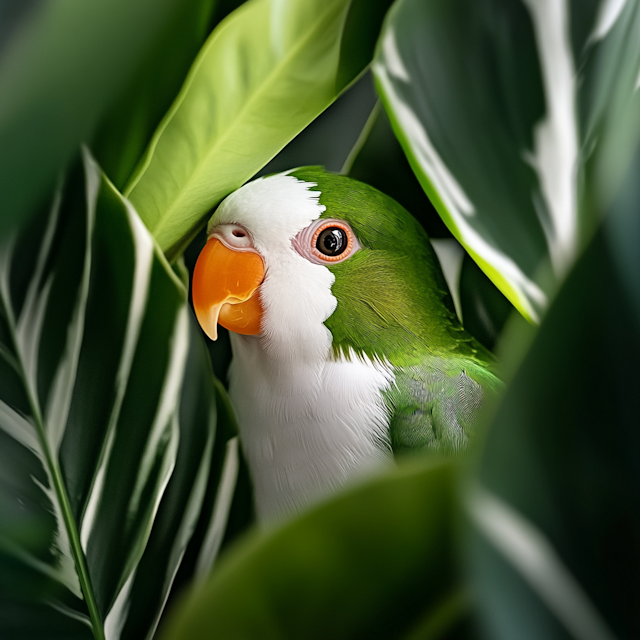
[293, 219, 360, 265]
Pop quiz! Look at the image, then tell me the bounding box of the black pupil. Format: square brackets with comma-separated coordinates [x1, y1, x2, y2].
[317, 227, 347, 256]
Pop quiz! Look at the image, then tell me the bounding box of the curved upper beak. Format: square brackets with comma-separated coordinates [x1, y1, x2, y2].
[192, 236, 265, 340]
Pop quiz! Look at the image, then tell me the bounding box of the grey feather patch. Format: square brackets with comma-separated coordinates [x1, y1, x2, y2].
[386, 359, 491, 456]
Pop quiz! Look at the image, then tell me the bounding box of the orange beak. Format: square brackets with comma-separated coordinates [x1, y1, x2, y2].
[192, 237, 265, 340]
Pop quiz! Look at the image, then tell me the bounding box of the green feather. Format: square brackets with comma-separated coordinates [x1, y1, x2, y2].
[290, 167, 500, 455]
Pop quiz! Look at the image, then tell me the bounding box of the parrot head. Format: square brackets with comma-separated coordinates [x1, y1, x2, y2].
[193, 167, 481, 367]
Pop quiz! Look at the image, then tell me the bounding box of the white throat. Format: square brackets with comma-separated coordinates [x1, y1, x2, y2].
[228, 335, 395, 524]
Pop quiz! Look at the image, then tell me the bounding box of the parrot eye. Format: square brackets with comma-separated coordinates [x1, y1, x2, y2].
[316, 227, 347, 256]
[292, 219, 360, 265]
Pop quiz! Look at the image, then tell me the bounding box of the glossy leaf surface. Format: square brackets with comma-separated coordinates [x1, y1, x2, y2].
[0, 152, 222, 639]
[465, 153, 640, 639]
[374, 0, 640, 322]
[125, 0, 392, 258]
[161, 461, 467, 640]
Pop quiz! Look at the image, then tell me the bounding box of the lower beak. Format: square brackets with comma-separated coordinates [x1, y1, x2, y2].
[192, 237, 265, 340]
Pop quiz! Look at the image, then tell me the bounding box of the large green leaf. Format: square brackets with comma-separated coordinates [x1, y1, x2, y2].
[0, 152, 226, 639]
[373, 0, 640, 322]
[0, 0, 198, 238]
[125, 0, 393, 258]
[110, 334, 235, 640]
[463, 150, 640, 639]
[159, 460, 469, 640]
[167, 379, 252, 603]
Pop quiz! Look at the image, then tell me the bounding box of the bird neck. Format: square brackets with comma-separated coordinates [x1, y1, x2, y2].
[227, 334, 395, 524]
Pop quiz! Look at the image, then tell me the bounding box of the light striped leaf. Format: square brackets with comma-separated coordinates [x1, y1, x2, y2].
[0, 151, 227, 639]
[124, 0, 393, 259]
[373, 0, 640, 322]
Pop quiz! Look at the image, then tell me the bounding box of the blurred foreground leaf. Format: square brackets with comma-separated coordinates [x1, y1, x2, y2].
[161, 461, 468, 640]
[0, 0, 196, 237]
[0, 152, 229, 639]
[374, 0, 640, 322]
[91, 0, 219, 191]
[125, 0, 393, 258]
[464, 152, 640, 639]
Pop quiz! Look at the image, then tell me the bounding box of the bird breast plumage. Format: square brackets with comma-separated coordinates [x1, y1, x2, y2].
[228, 333, 396, 524]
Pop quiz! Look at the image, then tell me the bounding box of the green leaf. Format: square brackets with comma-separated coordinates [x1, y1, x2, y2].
[160, 460, 468, 640]
[463, 151, 640, 639]
[0, 151, 223, 638]
[0, 0, 201, 239]
[335, 0, 395, 91]
[111, 329, 234, 640]
[125, 0, 390, 258]
[169, 378, 249, 597]
[373, 0, 640, 323]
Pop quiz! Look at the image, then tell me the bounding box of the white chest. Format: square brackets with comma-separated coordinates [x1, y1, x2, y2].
[228, 334, 395, 524]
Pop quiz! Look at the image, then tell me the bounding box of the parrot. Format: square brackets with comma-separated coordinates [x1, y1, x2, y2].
[192, 168, 500, 524]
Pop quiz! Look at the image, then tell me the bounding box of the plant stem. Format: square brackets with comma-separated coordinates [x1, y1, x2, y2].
[2, 288, 105, 640]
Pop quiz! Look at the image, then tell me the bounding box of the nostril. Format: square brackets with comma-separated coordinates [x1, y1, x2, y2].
[232, 230, 246, 238]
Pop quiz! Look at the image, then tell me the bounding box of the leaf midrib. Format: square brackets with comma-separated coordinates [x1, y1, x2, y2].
[0, 250, 105, 640]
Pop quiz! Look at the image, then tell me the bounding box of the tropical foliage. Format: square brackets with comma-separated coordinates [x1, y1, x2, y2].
[1, 0, 638, 638]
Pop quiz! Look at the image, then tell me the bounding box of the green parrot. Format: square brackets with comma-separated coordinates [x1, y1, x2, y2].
[192, 167, 499, 524]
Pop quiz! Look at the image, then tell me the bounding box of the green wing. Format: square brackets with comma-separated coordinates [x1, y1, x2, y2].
[386, 357, 500, 456]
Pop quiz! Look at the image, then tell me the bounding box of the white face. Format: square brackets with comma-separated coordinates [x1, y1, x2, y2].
[209, 172, 337, 363]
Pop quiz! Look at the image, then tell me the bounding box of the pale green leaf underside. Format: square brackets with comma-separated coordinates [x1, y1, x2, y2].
[125, 0, 357, 255]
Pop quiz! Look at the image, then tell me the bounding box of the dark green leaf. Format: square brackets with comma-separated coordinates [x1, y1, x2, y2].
[0, 0, 202, 238]
[464, 156, 640, 639]
[160, 461, 467, 640]
[335, 0, 395, 91]
[168, 378, 250, 605]
[115, 322, 227, 640]
[91, 0, 218, 191]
